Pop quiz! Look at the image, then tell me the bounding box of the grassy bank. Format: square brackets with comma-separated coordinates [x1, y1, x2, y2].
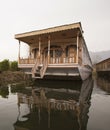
[0, 71, 28, 85]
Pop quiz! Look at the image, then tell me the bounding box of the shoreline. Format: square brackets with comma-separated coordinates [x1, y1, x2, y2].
[0, 71, 30, 86]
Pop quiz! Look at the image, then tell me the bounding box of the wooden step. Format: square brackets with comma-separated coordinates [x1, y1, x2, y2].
[33, 76, 42, 79]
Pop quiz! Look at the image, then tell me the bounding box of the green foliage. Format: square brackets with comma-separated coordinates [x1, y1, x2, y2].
[0, 59, 10, 71]
[0, 59, 18, 71]
[10, 61, 18, 71]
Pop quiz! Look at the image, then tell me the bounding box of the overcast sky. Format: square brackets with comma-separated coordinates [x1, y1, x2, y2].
[0, 0, 110, 61]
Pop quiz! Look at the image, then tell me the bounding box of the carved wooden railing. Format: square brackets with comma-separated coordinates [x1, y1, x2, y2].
[31, 58, 40, 78]
[40, 57, 48, 78]
[49, 56, 76, 64]
[19, 58, 35, 64]
[19, 56, 77, 65]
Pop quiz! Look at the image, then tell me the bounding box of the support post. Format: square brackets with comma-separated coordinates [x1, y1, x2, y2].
[39, 37, 41, 57]
[29, 46, 31, 58]
[38, 36, 41, 64]
[76, 33, 79, 63]
[18, 41, 21, 64]
[48, 35, 50, 63]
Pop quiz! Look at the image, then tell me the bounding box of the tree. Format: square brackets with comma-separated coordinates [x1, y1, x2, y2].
[0, 59, 10, 71]
[10, 61, 18, 71]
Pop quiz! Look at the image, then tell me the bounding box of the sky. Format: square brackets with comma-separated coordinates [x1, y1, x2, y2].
[0, 0, 110, 61]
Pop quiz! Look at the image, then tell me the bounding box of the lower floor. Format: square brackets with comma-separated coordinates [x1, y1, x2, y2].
[19, 63, 92, 81]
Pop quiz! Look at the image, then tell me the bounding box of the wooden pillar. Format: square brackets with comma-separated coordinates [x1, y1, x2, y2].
[29, 46, 31, 58]
[18, 41, 21, 64]
[53, 50, 55, 63]
[76, 33, 79, 63]
[48, 35, 50, 63]
[39, 37, 41, 57]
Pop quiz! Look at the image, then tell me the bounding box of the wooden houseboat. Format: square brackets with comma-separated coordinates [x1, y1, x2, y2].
[97, 77, 110, 93]
[96, 58, 110, 77]
[15, 22, 92, 80]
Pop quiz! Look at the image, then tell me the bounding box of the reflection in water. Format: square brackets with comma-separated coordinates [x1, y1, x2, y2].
[97, 77, 110, 93]
[13, 77, 93, 130]
[0, 86, 9, 98]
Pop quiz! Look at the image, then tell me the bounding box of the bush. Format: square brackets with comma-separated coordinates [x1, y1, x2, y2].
[10, 61, 18, 71]
[0, 60, 18, 72]
[0, 59, 10, 71]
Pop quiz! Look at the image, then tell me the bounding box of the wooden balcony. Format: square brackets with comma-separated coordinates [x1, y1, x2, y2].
[19, 58, 35, 64]
[19, 56, 82, 65]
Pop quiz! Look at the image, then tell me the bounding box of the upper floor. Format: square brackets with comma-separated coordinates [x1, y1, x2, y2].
[15, 22, 92, 68]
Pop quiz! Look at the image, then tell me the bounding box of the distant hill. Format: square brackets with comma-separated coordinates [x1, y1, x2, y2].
[89, 50, 110, 65]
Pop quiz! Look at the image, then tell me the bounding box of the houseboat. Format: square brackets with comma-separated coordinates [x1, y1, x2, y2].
[15, 22, 92, 80]
[97, 77, 110, 92]
[96, 58, 110, 77]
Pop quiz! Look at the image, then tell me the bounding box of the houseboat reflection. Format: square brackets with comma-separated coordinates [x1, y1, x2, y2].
[0, 86, 9, 98]
[13, 77, 93, 130]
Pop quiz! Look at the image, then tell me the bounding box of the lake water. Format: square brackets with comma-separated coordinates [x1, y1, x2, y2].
[0, 77, 110, 130]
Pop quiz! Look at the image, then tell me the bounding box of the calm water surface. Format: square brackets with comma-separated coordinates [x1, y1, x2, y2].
[0, 77, 110, 130]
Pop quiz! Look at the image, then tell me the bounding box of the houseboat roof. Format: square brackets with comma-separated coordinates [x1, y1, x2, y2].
[96, 57, 110, 65]
[15, 22, 83, 44]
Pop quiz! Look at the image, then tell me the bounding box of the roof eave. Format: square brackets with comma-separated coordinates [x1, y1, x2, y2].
[15, 22, 83, 40]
